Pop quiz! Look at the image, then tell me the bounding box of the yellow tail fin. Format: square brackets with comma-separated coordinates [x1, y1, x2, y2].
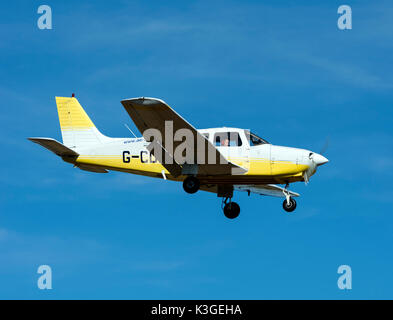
[55, 97, 110, 149]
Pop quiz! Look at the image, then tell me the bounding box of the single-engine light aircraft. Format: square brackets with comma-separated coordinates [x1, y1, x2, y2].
[29, 95, 328, 219]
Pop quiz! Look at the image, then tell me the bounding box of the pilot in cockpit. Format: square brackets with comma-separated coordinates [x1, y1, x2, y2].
[221, 137, 229, 146]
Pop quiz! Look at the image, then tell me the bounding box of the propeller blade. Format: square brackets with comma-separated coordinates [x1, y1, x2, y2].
[319, 137, 330, 156]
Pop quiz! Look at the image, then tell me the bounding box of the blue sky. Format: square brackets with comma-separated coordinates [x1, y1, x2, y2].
[0, 0, 392, 299]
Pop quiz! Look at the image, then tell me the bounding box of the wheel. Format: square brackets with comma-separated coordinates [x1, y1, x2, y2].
[283, 198, 297, 212]
[183, 176, 200, 194]
[223, 201, 240, 219]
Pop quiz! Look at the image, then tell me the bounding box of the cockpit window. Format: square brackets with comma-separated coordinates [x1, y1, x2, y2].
[246, 131, 269, 146]
[214, 132, 242, 147]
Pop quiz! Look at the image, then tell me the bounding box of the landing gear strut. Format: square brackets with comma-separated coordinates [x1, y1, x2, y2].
[222, 197, 240, 219]
[183, 176, 200, 194]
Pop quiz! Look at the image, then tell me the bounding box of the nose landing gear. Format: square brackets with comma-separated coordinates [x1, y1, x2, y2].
[282, 184, 297, 212]
[222, 197, 240, 219]
[283, 197, 297, 212]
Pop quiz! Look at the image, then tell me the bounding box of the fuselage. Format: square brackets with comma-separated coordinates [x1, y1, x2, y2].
[72, 127, 327, 185]
[29, 96, 330, 218]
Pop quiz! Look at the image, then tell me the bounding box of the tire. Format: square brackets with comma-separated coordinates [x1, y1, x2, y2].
[283, 198, 297, 212]
[183, 176, 200, 194]
[223, 202, 240, 219]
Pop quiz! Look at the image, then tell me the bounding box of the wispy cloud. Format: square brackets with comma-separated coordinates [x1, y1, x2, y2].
[55, 2, 393, 91]
[0, 228, 8, 241]
[324, 132, 393, 181]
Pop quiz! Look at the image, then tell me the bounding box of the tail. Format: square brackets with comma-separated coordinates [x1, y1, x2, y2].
[56, 97, 111, 150]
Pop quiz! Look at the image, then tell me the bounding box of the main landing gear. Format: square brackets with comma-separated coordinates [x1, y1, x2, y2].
[222, 197, 240, 219]
[183, 176, 200, 194]
[182, 177, 241, 219]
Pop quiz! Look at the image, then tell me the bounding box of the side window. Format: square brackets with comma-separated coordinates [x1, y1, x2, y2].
[215, 133, 225, 146]
[214, 132, 242, 147]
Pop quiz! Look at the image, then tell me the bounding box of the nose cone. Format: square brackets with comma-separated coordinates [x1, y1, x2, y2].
[311, 153, 329, 166]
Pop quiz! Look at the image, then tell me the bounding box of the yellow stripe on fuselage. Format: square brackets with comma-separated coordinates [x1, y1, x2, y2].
[76, 155, 170, 175]
[75, 155, 309, 181]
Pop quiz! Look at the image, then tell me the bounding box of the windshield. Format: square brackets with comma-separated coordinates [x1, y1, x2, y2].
[246, 131, 270, 146]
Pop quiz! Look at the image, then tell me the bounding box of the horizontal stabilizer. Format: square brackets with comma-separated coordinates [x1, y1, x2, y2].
[28, 137, 79, 157]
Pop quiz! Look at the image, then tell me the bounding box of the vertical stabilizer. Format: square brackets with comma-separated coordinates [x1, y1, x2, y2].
[55, 97, 111, 150]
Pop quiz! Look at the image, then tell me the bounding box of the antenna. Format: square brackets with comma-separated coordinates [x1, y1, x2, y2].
[124, 123, 137, 138]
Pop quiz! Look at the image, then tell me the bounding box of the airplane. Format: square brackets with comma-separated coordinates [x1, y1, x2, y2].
[28, 95, 329, 219]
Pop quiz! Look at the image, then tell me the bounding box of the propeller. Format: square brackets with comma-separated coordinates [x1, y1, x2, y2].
[319, 137, 330, 156]
[303, 138, 329, 184]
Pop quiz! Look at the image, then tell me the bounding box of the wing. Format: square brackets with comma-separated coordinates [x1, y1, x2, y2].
[235, 184, 300, 198]
[121, 97, 247, 177]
